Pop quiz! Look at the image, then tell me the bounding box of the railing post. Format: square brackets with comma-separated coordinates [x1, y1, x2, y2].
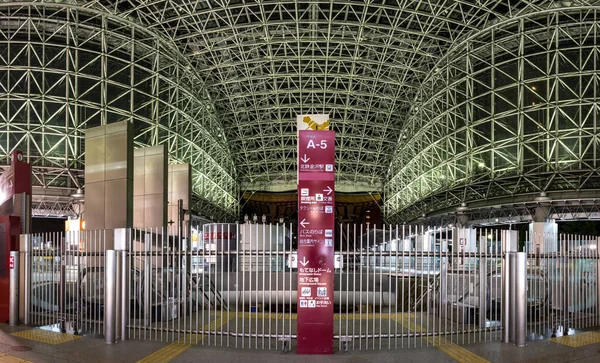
[479, 256, 487, 329]
[515, 252, 527, 347]
[120, 249, 129, 340]
[502, 230, 518, 344]
[20, 235, 31, 325]
[9, 251, 19, 326]
[59, 237, 66, 333]
[105, 250, 117, 344]
[508, 252, 517, 342]
[114, 228, 130, 341]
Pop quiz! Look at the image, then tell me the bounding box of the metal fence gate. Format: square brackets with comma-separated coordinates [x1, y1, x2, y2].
[17, 224, 600, 351]
[23, 230, 107, 336]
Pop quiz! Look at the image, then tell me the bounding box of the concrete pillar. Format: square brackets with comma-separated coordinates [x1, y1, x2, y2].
[453, 227, 477, 269]
[167, 164, 191, 241]
[84, 121, 133, 250]
[133, 145, 167, 231]
[528, 220, 558, 253]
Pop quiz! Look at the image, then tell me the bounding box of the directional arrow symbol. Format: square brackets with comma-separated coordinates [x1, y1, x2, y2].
[323, 186, 333, 195]
[300, 219, 310, 228]
[300, 154, 310, 163]
[300, 257, 310, 267]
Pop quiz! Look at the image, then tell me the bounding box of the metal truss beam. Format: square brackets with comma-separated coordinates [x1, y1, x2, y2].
[386, 5, 600, 224]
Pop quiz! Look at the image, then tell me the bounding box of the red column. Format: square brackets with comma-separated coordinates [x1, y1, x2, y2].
[297, 130, 335, 354]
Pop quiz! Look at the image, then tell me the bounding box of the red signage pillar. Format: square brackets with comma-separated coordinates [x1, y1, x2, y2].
[296, 122, 335, 354]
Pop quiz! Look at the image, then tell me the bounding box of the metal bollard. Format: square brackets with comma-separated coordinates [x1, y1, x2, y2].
[120, 250, 128, 341]
[515, 252, 527, 347]
[105, 250, 117, 344]
[479, 256, 488, 329]
[509, 252, 516, 343]
[9, 251, 19, 326]
[22, 235, 31, 325]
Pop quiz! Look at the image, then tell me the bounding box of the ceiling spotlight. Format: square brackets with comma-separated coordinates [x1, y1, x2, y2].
[71, 188, 84, 199]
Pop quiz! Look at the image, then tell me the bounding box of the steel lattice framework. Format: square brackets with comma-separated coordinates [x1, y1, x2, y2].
[0, 2, 238, 220]
[386, 4, 600, 224]
[6, 1, 600, 224]
[92, 0, 503, 192]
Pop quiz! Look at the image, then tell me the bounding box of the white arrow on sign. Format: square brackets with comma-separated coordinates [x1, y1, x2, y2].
[300, 219, 310, 228]
[323, 186, 333, 195]
[300, 154, 310, 163]
[300, 257, 310, 267]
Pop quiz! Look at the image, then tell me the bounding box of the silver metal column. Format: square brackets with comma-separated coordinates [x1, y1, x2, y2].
[115, 249, 122, 341]
[502, 252, 510, 343]
[9, 251, 19, 326]
[479, 257, 488, 329]
[59, 238, 66, 333]
[120, 249, 129, 340]
[20, 235, 31, 325]
[440, 255, 448, 305]
[105, 250, 117, 344]
[508, 252, 516, 343]
[515, 252, 527, 347]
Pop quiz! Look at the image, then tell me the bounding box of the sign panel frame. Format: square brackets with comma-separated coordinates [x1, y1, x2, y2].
[296, 120, 335, 355]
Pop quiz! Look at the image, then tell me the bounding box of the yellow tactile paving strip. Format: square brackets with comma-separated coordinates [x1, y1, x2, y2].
[11, 329, 81, 345]
[135, 341, 191, 363]
[136, 314, 231, 363]
[550, 331, 600, 347]
[233, 312, 402, 320]
[392, 314, 491, 363]
[220, 311, 489, 361]
[0, 353, 33, 363]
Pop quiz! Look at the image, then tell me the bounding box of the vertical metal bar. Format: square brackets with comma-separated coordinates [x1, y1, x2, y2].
[359, 223, 364, 350]
[366, 223, 371, 350]
[563, 234, 569, 335]
[401, 224, 405, 349]
[479, 254, 487, 330]
[23, 235, 31, 325]
[441, 227, 448, 343]
[597, 241, 600, 330]
[287, 222, 293, 350]
[376, 224, 381, 350]
[235, 223, 239, 348]
[422, 225, 429, 347]
[337, 223, 342, 352]
[115, 245, 122, 341]
[515, 252, 526, 347]
[352, 223, 357, 351]
[503, 247, 511, 343]
[393, 224, 399, 350]
[9, 251, 19, 326]
[509, 252, 516, 343]
[390, 224, 398, 349]
[121, 249, 128, 340]
[105, 250, 117, 344]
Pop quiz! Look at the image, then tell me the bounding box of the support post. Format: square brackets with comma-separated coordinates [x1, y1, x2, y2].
[115, 249, 122, 341]
[509, 252, 516, 343]
[479, 257, 487, 329]
[21, 234, 31, 325]
[120, 249, 129, 340]
[503, 250, 510, 343]
[515, 252, 527, 347]
[59, 238, 66, 333]
[105, 250, 117, 344]
[9, 251, 19, 326]
[114, 228, 129, 341]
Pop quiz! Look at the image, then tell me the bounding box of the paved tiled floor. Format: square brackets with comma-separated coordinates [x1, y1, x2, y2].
[2, 323, 600, 363]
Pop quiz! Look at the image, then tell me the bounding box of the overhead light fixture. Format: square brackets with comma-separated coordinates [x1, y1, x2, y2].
[71, 188, 84, 199]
